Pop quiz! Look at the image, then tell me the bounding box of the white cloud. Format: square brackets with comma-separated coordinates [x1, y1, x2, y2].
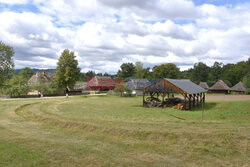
[0, 0, 249, 73]
[0, 0, 28, 5]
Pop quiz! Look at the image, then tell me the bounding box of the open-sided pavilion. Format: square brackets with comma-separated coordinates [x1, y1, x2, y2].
[143, 79, 207, 110]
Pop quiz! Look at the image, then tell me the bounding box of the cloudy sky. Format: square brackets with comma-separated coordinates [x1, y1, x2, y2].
[0, 0, 250, 73]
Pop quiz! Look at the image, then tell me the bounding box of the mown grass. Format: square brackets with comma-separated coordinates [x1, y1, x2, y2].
[0, 96, 249, 167]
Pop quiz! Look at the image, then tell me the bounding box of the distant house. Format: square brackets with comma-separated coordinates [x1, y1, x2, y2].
[73, 82, 87, 91]
[199, 82, 209, 90]
[86, 76, 114, 90]
[27, 72, 53, 96]
[28, 72, 51, 85]
[230, 81, 246, 94]
[208, 80, 230, 94]
[126, 79, 151, 96]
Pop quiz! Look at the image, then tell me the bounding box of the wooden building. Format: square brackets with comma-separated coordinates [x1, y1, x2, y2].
[86, 76, 114, 90]
[28, 72, 51, 85]
[199, 82, 209, 90]
[126, 79, 151, 96]
[208, 80, 230, 94]
[230, 81, 246, 94]
[143, 79, 207, 110]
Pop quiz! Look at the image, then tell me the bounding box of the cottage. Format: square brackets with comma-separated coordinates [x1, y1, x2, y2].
[126, 79, 151, 96]
[86, 76, 114, 90]
[28, 72, 51, 85]
[143, 79, 207, 110]
[230, 81, 246, 94]
[208, 80, 230, 94]
[199, 82, 209, 90]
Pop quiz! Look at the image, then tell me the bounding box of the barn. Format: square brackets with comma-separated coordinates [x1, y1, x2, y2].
[208, 80, 230, 94]
[143, 79, 207, 110]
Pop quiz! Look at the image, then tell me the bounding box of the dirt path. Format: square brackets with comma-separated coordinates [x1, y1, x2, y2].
[205, 95, 250, 101]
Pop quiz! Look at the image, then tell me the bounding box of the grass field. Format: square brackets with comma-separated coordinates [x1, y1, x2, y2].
[0, 96, 249, 166]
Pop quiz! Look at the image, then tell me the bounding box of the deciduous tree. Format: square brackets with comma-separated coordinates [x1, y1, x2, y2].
[117, 62, 136, 79]
[55, 49, 80, 89]
[0, 41, 14, 87]
[153, 63, 180, 79]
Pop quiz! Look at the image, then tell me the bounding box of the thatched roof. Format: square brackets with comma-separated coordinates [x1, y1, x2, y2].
[199, 82, 209, 90]
[28, 72, 51, 85]
[209, 80, 230, 90]
[231, 81, 246, 92]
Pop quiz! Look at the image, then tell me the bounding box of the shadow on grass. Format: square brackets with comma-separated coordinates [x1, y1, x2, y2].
[192, 102, 217, 111]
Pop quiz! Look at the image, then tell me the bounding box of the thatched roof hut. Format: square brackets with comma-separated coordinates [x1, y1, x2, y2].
[208, 80, 230, 94]
[231, 81, 246, 93]
[199, 82, 209, 90]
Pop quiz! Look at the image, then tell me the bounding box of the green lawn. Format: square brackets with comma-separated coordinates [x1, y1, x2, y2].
[0, 96, 249, 166]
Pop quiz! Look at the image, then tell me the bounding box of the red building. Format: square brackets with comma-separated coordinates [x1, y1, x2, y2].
[86, 76, 116, 90]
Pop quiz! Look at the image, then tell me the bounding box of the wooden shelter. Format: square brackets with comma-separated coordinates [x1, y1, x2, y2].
[230, 81, 246, 94]
[199, 82, 209, 90]
[208, 80, 230, 94]
[143, 79, 207, 110]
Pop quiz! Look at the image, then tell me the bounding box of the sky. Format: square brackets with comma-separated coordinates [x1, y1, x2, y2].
[0, 0, 250, 73]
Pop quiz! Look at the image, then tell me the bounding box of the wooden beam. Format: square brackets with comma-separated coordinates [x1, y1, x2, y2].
[193, 94, 195, 107]
[189, 94, 192, 110]
[184, 94, 187, 110]
[143, 91, 145, 106]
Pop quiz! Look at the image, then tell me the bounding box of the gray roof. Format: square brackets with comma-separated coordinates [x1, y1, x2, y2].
[145, 79, 207, 94]
[165, 79, 207, 94]
[126, 79, 151, 90]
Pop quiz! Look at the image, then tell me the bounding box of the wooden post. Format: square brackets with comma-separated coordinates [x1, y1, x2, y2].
[184, 94, 187, 110]
[143, 91, 145, 106]
[196, 94, 199, 106]
[189, 94, 191, 110]
[193, 94, 196, 107]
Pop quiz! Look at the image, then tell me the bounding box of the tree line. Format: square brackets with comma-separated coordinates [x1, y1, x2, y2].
[114, 60, 250, 88]
[0, 41, 250, 97]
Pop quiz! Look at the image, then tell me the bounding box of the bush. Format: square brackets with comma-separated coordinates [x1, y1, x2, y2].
[245, 88, 250, 95]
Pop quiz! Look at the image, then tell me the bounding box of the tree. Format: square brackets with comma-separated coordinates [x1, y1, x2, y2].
[209, 62, 223, 82]
[191, 62, 210, 83]
[153, 63, 180, 79]
[0, 41, 15, 87]
[117, 62, 136, 79]
[243, 73, 250, 88]
[103, 73, 110, 76]
[19, 67, 34, 80]
[134, 62, 151, 79]
[55, 49, 80, 89]
[86, 70, 96, 78]
[3, 75, 30, 97]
